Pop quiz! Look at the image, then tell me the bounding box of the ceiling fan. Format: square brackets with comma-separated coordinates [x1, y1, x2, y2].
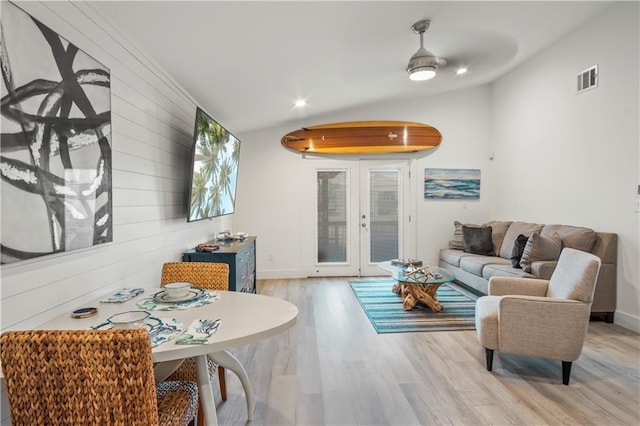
[407, 19, 447, 81]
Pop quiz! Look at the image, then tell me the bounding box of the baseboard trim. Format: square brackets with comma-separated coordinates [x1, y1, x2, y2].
[612, 310, 640, 333]
[257, 270, 306, 280]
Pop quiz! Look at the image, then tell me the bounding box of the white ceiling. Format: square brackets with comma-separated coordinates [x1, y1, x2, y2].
[92, 1, 613, 134]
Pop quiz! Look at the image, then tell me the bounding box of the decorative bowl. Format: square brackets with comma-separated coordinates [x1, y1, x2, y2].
[107, 310, 150, 329]
[164, 282, 192, 299]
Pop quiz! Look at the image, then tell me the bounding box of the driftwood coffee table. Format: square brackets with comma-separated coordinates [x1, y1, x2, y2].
[378, 261, 456, 311]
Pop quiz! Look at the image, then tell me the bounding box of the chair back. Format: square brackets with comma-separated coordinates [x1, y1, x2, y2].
[161, 261, 229, 291]
[547, 247, 601, 303]
[0, 329, 159, 426]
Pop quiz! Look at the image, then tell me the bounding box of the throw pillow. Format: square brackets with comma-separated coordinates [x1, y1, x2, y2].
[520, 232, 562, 272]
[499, 222, 545, 259]
[462, 225, 494, 256]
[510, 234, 529, 268]
[484, 221, 512, 256]
[448, 220, 464, 250]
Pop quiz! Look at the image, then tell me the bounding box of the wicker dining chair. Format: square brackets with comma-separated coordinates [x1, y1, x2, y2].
[161, 261, 229, 424]
[0, 329, 198, 426]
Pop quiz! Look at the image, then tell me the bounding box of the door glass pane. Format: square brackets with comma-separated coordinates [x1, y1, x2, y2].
[317, 170, 347, 263]
[369, 170, 399, 262]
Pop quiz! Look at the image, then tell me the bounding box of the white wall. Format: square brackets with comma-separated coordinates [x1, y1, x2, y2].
[234, 2, 640, 332]
[0, 3, 231, 333]
[1, 3, 633, 326]
[0, 2, 229, 330]
[0, 1, 234, 421]
[490, 2, 640, 330]
[1, 2, 638, 420]
[234, 84, 494, 277]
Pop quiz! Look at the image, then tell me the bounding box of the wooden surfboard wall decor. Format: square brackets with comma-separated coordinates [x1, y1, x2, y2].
[281, 121, 442, 154]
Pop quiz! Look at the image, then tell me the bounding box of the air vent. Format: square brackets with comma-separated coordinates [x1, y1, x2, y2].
[577, 65, 598, 93]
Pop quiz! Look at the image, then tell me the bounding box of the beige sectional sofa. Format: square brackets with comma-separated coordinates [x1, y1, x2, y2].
[438, 221, 617, 322]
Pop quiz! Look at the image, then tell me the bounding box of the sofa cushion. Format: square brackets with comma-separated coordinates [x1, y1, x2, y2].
[439, 248, 468, 267]
[448, 220, 464, 250]
[541, 224, 596, 252]
[459, 255, 510, 277]
[499, 221, 545, 259]
[520, 233, 562, 272]
[510, 234, 529, 268]
[482, 264, 535, 280]
[462, 224, 494, 255]
[484, 221, 512, 256]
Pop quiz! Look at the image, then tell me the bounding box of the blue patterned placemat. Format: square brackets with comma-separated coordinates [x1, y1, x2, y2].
[91, 316, 182, 347]
[100, 288, 144, 303]
[175, 319, 222, 345]
[136, 290, 220, 311]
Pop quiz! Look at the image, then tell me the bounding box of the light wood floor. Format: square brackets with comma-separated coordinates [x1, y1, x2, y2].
[213, 277, 640, 426]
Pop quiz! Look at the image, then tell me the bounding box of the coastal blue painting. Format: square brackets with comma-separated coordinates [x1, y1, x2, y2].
[424, 168, 480, 199]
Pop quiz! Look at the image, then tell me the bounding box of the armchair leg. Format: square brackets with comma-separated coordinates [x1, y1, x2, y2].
[562, 361, 572, 385]
[485, 348, 494, 371]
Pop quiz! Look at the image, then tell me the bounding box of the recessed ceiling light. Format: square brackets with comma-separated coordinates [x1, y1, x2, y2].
[456, 67, 468, 75]
[294, 99, 307, 108]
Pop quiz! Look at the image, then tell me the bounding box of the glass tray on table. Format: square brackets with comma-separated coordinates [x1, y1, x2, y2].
[378, 261, 455, 285]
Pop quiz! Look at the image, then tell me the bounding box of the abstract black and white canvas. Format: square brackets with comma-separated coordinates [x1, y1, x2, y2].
[1, 2, 112, 264]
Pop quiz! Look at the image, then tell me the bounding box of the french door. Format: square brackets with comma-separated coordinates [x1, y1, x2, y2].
[307, 159, 413, 277]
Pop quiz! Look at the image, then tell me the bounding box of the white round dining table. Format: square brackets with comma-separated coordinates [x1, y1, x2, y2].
[36, 290, 299, 426]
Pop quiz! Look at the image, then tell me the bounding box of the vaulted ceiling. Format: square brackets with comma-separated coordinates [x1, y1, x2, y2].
[93, 1, 612, 134]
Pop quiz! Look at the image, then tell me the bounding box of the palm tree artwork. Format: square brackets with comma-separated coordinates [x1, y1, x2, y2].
[188, 108, 240, 221]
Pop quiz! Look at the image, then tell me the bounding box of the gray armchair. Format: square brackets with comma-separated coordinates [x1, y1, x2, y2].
[475, 247, 601, 385]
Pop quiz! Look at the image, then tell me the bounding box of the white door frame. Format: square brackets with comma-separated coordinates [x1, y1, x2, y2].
[304, 157, 416, 277]
[359, 160, 412, 276]
[304, 159, 360, 277]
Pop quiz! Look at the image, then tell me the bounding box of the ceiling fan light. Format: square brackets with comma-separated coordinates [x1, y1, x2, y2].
[407, 52, 440, 80]
[406, 19, 446, 82]
[409, 67, 437, 81]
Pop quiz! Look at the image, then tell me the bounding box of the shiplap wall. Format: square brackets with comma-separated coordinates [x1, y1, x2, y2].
[0, 1, 229, 421]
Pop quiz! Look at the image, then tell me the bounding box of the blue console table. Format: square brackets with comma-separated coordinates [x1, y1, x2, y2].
[182, 237, 256, 293]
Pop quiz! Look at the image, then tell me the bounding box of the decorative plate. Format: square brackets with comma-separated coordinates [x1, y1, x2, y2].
[137, 290, 220, 311]
[153, 288, 205, 304]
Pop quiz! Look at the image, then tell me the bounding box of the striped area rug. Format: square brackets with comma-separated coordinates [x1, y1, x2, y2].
[349, 279, 478, 333]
